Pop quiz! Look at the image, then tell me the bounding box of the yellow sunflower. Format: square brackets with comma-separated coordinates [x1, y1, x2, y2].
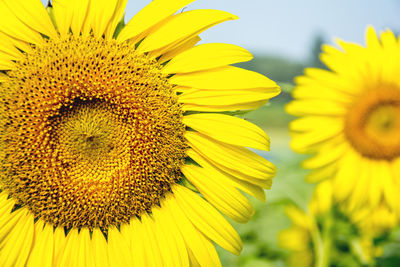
[279, 181, 332, 267]
[278, 205, 315, 267]
[349, 204, 398, 264]
[287, 27, 400, 215]
[0, 0, 280, 266]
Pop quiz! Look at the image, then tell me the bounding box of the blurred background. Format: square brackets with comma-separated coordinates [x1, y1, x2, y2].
[125, 1, 400, 266]
[40, 0, 400, 265]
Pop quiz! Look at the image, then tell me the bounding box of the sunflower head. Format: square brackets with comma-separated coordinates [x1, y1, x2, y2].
[287, 26, 400, 216]
[0, 0, 280, 265]
[0, 35, 187, 230]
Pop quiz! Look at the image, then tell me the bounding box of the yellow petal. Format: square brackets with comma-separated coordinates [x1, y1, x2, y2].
[290, 126, 344, 152]
[0, 192, 14, 213]
[182, 164, 255, 223]
[104, 0, 128, 39]
[108, 226, 133, 267]
[286, 99, 347, 116]
[124, 219, 147, 267]
[82, 0, 124, 37]
[52, 0, 90, 36]
[27, 221, 54, 267]
[91, 229, 110, 267]
[289, 116, 343, 132]
[146, 209, 181, 267]
[0, 205, 23, 243]
[366, 26, 380, 50]
[117, 0, 196, 43]
[186, 131, 276, 183]
[0, 1, 43, 45]
[59, 229, 80, 267]
[0, 58, 15, 70]
[166, 192, 221, 267]
[152, 204, 189, 267]
[383, 160, 400, 214]
[158, 36, 201, 64]
[305, 162, 338, 183]
[188, 248, 201, 267]
[0, 209, 34, 267]
[173, 185, 243, 255]
[162, 43, 252, 74]
[0, 31, 23, 60]
[170, 66, 278, 90]
[298, 67, 355, 92]
[139, 214, 165, 267]
[182, 98, 269, 112]
[4, 0, 57, 39]
[52, 227, 67, 264]
[333, 149, 363, 202]
[184, 113, 269, 151]
[138, 9, 238, 53]
[78, 228, 96, 267]
[187, 149, 266, 201]
[302, 141, 347, 169]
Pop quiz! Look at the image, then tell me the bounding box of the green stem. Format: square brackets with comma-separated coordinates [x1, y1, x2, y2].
[311, 212, 333, 267]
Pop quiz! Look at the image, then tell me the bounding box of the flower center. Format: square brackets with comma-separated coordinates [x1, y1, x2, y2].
[345, 86, 400, 160]
[0, 36, 187, 230]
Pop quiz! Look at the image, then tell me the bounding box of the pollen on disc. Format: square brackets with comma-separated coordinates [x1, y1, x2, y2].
[0, 35, 187, 230]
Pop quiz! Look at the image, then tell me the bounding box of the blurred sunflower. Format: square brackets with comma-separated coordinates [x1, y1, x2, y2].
[0, 0, 280, 265]
[287, 27, 400, 215]
[278, 205, 315, 267]
[279, 181, 332, 267]
[349, 204, 399, 264]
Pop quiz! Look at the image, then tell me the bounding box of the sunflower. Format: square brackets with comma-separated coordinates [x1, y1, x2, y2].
[278, 205, 315, 267]
[286, 27, 400, 216]
[349, 204, 399, 264]
[0, 0, 280, 265]
[278, 181, 332, 267]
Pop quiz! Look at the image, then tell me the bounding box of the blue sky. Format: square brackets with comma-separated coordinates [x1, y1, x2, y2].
[43, 0, 400, 61]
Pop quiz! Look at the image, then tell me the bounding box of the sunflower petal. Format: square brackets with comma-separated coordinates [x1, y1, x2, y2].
[158, 36, 201, 64]
[117, 0, 196, 43]
[0, 1, 43, 45]
[187, 148, 266, 201]
[78, 229, 96, 267]
[186, 131, 276, 182]
[162, 43, 252, 74]
[173, 185, 243, 255]
[91, 229, 110, 267]
[184, 113, 269, 151]
[139, 214, 165, 267]
[52, 227, 68, 265]
[166, 193, 221, 267]
[0, 32, 24, 60]
[0, 209, 34, 267]
[4, 0, 57, 38]
[0, 59, 15, 70]
[59, 229, 80, 267]
[182, 164, 255, 223]
[286, 99, 347, 116]
[152, 204, 189, 267]
[26, 222, 54, 267]
[104, 0, 128, 39]
[83, 0, 124, 37]
[124, 219, 147, 267]
[138, 10, 238, 53]
[108, 226, 133, 267]
[52, 0, 90, 36]
[170, 66, 278, 90]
